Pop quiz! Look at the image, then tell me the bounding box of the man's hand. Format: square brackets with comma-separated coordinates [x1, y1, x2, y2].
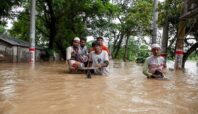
[96, 64, 102, 68]
[151, 70, 164, 79]
[96, 63, 108, 68]
[151, 74, 163, 78]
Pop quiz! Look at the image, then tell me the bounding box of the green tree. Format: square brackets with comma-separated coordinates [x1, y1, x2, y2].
[0, 25, 5, 34]
[0, 0, 22, 24]
[112, 0, 153, 60]
[159, 0, 198, 67]
[9, 0, 119, 59]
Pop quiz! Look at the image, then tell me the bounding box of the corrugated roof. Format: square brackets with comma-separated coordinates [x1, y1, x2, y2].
[0, 34, 43, 49]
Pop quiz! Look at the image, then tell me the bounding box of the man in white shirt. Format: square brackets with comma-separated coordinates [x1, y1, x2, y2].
[89, 42, 109, 75]
[143, 44, 166, 79]
[66, 37, 86, 72]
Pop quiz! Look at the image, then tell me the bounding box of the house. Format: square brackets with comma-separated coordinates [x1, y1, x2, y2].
[0, 34, 43, 62]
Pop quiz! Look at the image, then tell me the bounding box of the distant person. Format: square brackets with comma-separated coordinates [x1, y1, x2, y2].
[96, 37, 109, 54]
[88, 42, 109, 75]
[80, 37, 88, 66]
[88, 41, 97, 53]
[66, 37, 87, 72]
[143, 44, 166, 79]
[80, 37, 88, 56]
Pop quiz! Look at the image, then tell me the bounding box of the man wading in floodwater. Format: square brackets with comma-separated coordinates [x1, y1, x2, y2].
[96, 37, 110, 54]
[66, 37, 88, 72]
[88, 42, 109, 75]
[143, 44, 166, 79]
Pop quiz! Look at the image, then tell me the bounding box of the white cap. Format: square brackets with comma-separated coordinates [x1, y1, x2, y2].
[73, 37, 80, 41]
[151, 43, 161, 49]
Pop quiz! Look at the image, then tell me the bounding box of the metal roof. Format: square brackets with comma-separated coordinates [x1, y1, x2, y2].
[0, 34, 43, 49]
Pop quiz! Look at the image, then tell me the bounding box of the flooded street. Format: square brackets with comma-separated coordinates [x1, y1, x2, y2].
[0, 61, 198, 114]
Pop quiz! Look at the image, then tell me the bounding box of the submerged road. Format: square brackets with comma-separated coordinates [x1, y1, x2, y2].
[0, 61, 197, 114]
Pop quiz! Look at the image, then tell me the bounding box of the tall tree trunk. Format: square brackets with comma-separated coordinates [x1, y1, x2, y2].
[175, 20, 186, 50]
[55, 41, 66, 60]
[175, 1, 187, 69]
[124, 34, 129, 62]
[114, 33, 124, 58]
[161, 14, 169, 61]
[46, 0, 56, 50]
[152, 0, 158, 44]
[182, 42, 198, 68]
[112, 32, 120, 54]
[175, 20, 186, 69]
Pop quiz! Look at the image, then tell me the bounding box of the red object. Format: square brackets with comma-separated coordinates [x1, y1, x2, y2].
[29, 48, 36, 51]
[72, 64, 78, 69]
[176, 50, 184, 55]
[101, 45, 109, 53]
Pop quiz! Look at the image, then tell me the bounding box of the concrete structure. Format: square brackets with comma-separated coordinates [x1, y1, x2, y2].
[0, 34, 43, 62]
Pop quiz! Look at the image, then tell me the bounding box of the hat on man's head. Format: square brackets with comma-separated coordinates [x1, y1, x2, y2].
[73, 37, 80, 41]
[151, 43, 161, 49]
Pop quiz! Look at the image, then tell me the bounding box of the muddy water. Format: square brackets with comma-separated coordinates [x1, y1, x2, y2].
[0, 61, 197, 114]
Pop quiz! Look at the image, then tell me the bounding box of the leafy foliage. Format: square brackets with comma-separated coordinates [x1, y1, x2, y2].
[4, 0, 197, 62]
[0, 25, 5, 34]
[0, 0, 23, 24]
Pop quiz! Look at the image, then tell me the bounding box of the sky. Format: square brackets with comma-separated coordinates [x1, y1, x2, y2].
[5, 7, 24, 29]
[159, 0, 165, 2]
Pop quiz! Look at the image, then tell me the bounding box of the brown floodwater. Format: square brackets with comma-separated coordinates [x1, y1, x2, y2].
[0, 61, 198, 114]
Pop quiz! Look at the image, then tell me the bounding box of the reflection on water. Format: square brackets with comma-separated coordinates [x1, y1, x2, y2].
[0, 61, 198, 114]
[0, 69, 18, 100]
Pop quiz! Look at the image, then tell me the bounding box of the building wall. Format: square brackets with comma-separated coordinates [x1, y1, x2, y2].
[13, 46, 18, 62]
[0, 41, 42, 62]
[17, 46, 30, 62]
[0, 41, 13, 62]
[36, 50, 41, 61]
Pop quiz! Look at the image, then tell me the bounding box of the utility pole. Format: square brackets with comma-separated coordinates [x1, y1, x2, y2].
[161, 0, 169, 63]
[152, 0, 158, 44]
[29, 0, 36, 64]
[161, 15, 169, 63]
